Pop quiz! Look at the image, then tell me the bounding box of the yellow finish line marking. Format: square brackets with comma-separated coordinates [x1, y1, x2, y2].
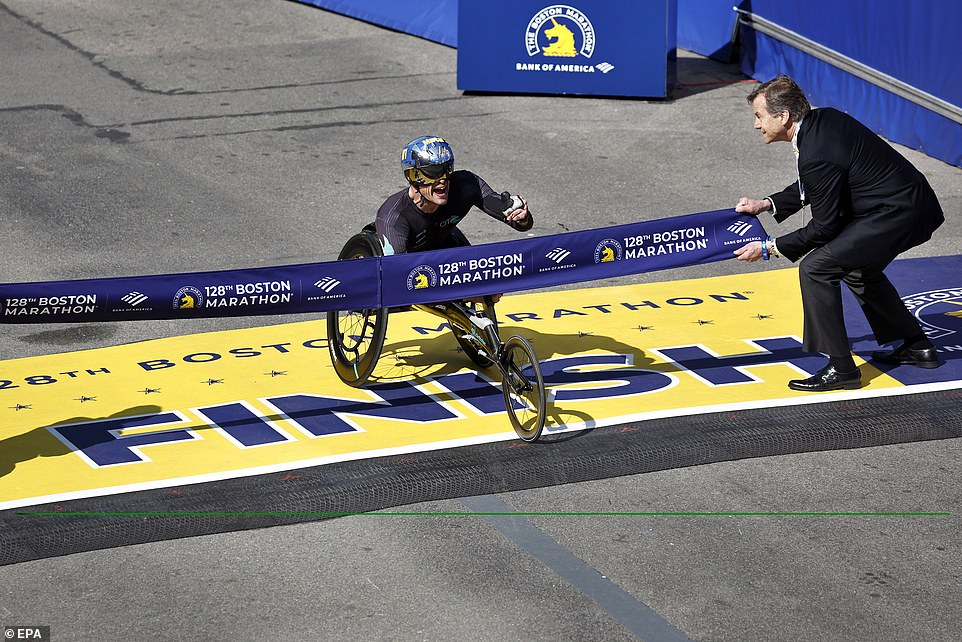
[0, 269, 915, 509]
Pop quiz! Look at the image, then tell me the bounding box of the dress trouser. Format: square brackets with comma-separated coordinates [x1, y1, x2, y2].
[797, 245, 923, 356]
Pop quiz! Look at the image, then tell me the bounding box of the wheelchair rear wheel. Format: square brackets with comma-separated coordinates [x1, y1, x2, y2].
[327, 231, 387, 387]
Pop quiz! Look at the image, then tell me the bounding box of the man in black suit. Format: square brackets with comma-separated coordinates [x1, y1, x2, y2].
[733, 76, 944, 391]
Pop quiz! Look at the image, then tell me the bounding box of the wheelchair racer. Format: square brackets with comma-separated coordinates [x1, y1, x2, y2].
[374, 135, 533, 354]
[375, 135, 532, 255]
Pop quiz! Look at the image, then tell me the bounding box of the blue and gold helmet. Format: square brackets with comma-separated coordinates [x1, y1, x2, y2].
[400, 136, 454, 185]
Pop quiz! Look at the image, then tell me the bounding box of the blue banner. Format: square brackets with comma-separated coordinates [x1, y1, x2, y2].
[381, 209, 763, 306]
[457, 0, 677, 98]
[0, 260, 380, 324]
[0, 209, 763, 323]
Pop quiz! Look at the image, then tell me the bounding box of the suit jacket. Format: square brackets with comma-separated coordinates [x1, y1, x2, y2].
[768, 107, 943, 269]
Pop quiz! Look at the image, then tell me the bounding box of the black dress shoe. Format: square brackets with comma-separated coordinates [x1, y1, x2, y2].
[788, 365, 862, 392]
[871, 343, 939, 369]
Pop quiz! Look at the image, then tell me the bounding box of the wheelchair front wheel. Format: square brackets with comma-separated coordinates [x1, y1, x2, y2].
[500, 335, 546, 442]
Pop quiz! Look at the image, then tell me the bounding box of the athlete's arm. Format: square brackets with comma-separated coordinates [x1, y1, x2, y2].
[374, 192, 411, 255]
[474, 174, 534, 232]
[481, 192, 532, 231]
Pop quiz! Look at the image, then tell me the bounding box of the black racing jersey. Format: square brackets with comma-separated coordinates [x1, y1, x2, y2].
[375, 170, 529, 255]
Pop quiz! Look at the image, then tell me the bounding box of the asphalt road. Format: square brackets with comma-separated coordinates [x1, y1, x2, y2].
[1, 1, 960, 640]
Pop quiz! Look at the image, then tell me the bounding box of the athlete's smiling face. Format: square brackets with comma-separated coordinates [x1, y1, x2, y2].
[424, 174, 449, 205]
[410, 175, 450, 213]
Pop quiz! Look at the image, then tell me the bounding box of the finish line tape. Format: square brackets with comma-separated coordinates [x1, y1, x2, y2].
[0, 209, 763, 324]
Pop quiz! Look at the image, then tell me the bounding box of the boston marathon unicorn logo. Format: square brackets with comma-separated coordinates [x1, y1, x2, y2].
[173, 286, 203, 310]
[412, 273, 430, 289]
[406, 265, 438, 291]
[526, 5, 596, 59]
[542, 18, 577, 57]
[593, 239, 623, 263]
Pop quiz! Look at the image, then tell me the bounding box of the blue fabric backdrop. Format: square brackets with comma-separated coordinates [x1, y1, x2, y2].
[677, 0, 738, 61]
[295, 0, 457, 46]
[739, 0, 962, 167]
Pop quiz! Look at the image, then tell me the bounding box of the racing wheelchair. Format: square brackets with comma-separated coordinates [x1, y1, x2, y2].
[326, 226, 547, 442]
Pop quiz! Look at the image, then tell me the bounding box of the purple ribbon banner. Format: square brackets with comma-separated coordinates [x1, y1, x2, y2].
[0, 261, 380, 324]
[0, 209, 763, 324]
